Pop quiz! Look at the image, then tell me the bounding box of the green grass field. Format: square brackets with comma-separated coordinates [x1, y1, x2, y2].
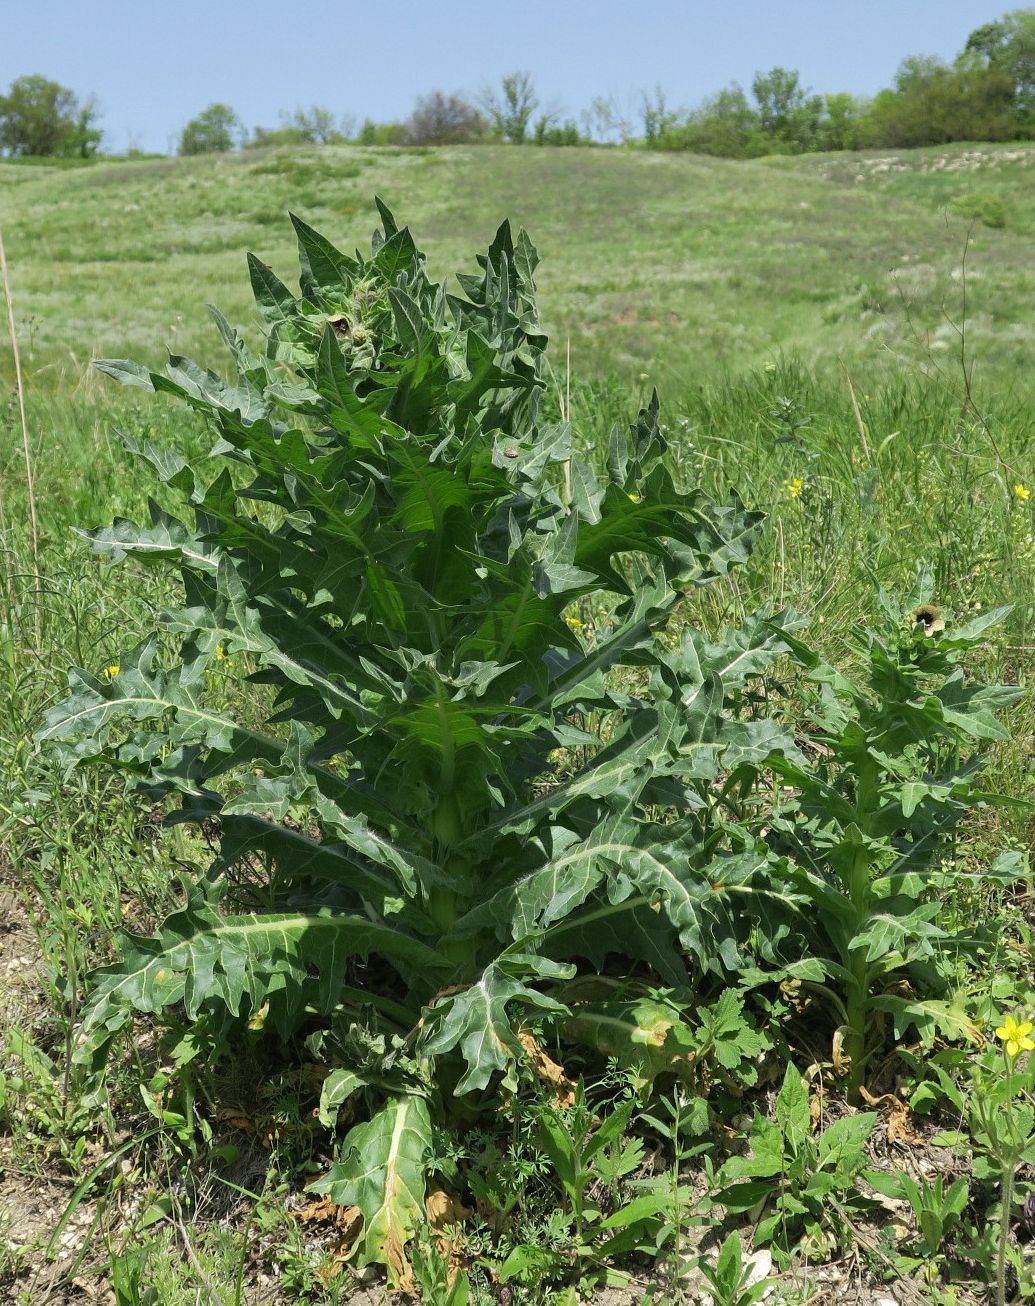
[7, 140, 1035, 388]
[2, 141, 1035, 1303]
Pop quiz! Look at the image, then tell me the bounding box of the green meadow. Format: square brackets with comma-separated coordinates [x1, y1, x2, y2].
[2, 141, 1035, 1303]
[8, 140, 1035, 386]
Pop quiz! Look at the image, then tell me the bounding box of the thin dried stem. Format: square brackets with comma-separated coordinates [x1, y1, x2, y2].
[0, 223, 41, 641]
[562, 336, 572, 504]
[839, 361, 871, 463]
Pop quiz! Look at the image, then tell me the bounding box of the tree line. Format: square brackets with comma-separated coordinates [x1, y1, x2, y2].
[172, 74, 589, 155]
[3, 10, 1035, 161]
[649, 11, 1035, 157]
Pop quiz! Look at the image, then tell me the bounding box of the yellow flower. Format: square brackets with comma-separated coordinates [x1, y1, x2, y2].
[783, 477, 806, 500]
[995, 1013, 1035, 1058]
[104, 664, 120, 680]
[1014, 483, 1030, 502]
[564, 614, 585, 633]
[215, 644, 229, 661]
[627, 492, 641, 503]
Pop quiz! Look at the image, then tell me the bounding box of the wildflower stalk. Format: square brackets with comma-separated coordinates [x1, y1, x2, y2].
[843, 756, 878, 1103]
[997, 1160, 1015, 1306]
[983, 1020, 1035, 1306]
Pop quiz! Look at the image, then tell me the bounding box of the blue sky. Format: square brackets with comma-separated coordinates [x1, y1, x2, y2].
[4, 0, 1013, 153]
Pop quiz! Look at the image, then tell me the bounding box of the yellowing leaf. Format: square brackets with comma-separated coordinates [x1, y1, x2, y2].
[309, 1095, 432, 1291]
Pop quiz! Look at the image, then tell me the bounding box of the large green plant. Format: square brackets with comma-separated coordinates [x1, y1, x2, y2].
[41, 202, 797, 1283]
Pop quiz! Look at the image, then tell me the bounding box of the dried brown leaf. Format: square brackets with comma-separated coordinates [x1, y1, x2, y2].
[859, 1086, 922, 1146]
[427, 1187, 473, 1232]
[215, 1106, 256, 1132]
[426, 1188, 473, 1288]
[802, 1061, 826, 1129]
[831, 1026, 852, 1079]
[293, 1196, 363, 1237]
[385, 1227, 414, 1296]
[518, 1030, 576, 1107]
[293, 1198, 365, 1288]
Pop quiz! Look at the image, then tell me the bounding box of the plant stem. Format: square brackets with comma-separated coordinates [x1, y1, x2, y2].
[998, 1161, 1016, 1306]
[844, 757, 878, 1102]
[843, 958, 869, 1104]
[844, 840, 872, 1102]
[430, 791, 476, 969]
[669, 1092, 684, 1301]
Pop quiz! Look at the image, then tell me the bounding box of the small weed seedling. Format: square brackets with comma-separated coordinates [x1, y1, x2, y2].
[699, 1231, 774, 1306]
[498, 1083, 671, 1294]
[715, 1062, 877, 1264]
[870, 1169, 969, 1275]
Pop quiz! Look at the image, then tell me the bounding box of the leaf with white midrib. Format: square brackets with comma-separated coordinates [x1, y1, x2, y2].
[448, 808, 646, 942]
[76, 902, 450, 1061]
[419, 951, 572, 1093]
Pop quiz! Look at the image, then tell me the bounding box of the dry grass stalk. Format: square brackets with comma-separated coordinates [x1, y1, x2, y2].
[0, 223, 41, 643]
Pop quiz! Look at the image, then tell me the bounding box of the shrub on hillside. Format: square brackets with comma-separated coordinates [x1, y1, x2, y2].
[951, 189, 1007, 227]
[179, 103, 243, 156]
[405, 91, 486, 145]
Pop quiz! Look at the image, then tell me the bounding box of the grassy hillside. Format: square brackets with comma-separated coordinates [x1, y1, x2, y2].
[2, 140, 1032, 659]
[4, 140, 1035, 392]
[796, 139, 1035, 236]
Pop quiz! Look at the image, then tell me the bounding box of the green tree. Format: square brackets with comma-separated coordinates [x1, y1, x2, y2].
[178, 102, 242, 155]
[641, 85, 680, 142]
[963, 9, 1035, 129]
[674, 86, 763, 157]
[532, 115, 582, 145]
[751, 67, 823, 152]
[752, 67, 804, 136]
[356, 118, 407, 146]
[246, 125, 300, 149]
[820, 91, 864, 150]
[248, 107, 354, 149]
[580, 94, 633, 144]
[479, 70, 538, 142]
[0, 75, 101, 157]
[860, 55, 1015, 146]
[280, 104, 354, 144]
